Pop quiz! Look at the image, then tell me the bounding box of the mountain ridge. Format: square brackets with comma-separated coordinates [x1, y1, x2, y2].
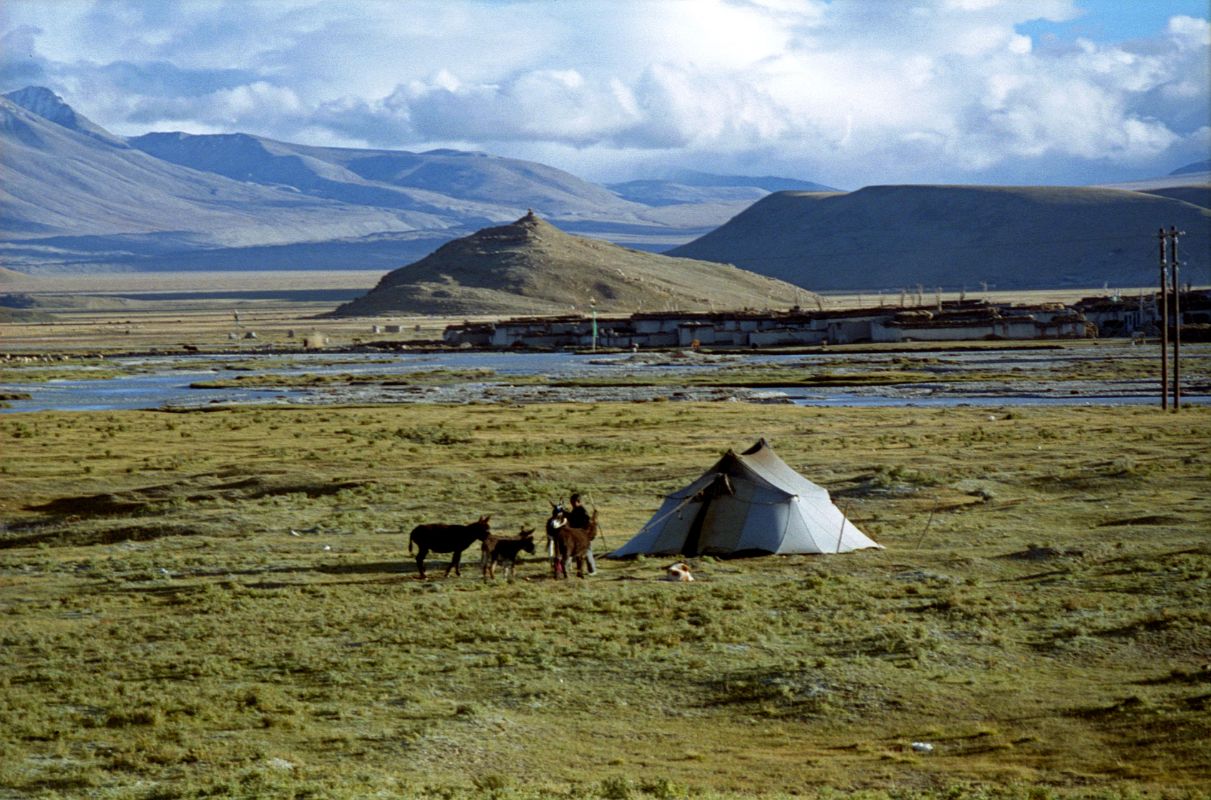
[1, 86, 804, 273]
[3, 85, 1206, 294]
[3, 86, 126, 147]
[669, 185, 1211, 291]
[0, 94, 430, 249]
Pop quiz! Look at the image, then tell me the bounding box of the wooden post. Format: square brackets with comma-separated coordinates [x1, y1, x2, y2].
[1170, 226, 1181, 410]
[590, 299, 598, 352]
[1158, 228, 1168, 410]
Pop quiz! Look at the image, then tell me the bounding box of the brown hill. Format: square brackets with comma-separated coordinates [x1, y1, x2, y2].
[330, 212, 813, 316]
[670, 185, 1211, 291]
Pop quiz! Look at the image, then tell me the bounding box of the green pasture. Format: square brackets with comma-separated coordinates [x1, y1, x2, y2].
[1, 403, 1209, 799]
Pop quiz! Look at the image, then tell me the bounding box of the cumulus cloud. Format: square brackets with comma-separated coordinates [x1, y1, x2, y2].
[0, 24, 47, 85]
[0, 0, 1206, 185]
[400, 68, 643, 146]
[1168, 14, 1211, 47]
[122, 82, 303, 131]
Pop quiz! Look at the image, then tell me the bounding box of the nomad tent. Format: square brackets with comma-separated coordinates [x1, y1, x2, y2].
[610, 439, 882, 557]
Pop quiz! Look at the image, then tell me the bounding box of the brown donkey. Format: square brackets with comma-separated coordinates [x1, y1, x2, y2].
[552, 510, 598, 579]
[481, 527, 536, 581]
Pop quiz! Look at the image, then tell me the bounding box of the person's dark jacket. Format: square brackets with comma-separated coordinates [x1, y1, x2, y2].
[567, 505, 591, 529]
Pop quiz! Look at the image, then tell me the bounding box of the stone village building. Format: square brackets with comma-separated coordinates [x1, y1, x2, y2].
[445, 299, 1086, 349]
[442, 291, 1209, 350]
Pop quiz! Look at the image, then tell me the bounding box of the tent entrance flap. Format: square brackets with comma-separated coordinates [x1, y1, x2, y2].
[682, 499, 710, 557]
[690, 473, 735, 504]
[683, 473, 733, 556]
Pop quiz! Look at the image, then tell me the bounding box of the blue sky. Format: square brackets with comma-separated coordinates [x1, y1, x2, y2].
[1018, 0, 1210, 42]
[2, 0, 1208, 189]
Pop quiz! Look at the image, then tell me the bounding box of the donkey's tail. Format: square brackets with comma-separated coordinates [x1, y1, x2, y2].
[407, 529, 414, 553]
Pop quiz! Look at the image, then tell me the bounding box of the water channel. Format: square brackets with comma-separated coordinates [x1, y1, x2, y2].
[2, 346, 1207, 412]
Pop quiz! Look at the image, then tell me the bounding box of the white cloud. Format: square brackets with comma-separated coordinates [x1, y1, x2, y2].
[399, 67, 644, 146]
[1168, 14, 1210, 47]
[1, 0, 1206, 185]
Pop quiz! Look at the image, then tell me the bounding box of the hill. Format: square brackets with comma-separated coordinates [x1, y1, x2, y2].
[1100, 167, 1211, 209]
[669, 185, 1211, 291]
[1, 86, 780, 273]
[1172, 159, 1211, 176]
[609, 171, 836, 207]
[330, 212, 812, 316]
[127, 133, 642, 224]
[1, 86, 127, 147]
[1140, 185, 1211, 209]
[0, 92, 438, 270]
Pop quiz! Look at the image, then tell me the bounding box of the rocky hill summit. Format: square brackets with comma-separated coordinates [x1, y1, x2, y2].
[330, 212, 812, 316]
[2, 86, 125, 146]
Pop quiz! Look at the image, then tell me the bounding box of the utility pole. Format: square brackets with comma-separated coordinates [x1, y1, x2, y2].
[590, 298, 598, 352]
[1169, 226, 1183, 410]
[1158, 228, 1168, 410]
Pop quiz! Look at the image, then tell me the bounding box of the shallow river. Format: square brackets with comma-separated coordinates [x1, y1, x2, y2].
[2, 347, 1206, 412]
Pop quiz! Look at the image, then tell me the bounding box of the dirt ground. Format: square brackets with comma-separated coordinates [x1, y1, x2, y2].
[1, 271, 477, 353]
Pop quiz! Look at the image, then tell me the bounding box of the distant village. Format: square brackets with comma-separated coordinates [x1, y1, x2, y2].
[442, 290, 1211, 350]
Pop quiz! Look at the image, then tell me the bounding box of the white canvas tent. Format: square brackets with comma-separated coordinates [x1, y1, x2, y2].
[610, 439, 882, 557]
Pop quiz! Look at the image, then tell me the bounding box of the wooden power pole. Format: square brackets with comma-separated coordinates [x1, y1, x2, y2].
[1170, 226, 1183, 410]
[1158, 228, 1168, 410]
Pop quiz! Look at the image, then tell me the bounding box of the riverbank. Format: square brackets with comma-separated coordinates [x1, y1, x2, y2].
[3, 342, 1208, 412]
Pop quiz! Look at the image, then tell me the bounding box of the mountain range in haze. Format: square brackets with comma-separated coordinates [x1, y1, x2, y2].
[0, 86, 792, 274]
[1, 85, 1208, 294]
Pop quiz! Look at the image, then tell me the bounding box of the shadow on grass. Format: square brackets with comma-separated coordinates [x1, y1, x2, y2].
[0, 523, 207, 549]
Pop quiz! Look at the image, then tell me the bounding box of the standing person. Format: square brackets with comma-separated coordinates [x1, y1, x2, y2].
[565, 493, 597, 576]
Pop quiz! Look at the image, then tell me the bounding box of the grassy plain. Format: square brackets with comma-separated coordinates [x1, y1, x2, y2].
[1, 402, 1209, 799]
[0, 270, 452, 355]
[2, 274, 1209, 798]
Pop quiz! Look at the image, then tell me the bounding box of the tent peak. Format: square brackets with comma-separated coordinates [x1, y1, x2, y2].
[740, 437, 771, 456]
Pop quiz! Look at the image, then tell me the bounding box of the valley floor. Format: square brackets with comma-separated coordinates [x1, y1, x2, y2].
[1, 271, 1166, 355]
[1, 402, 1208, 799]
[2, 280, 1208, 798]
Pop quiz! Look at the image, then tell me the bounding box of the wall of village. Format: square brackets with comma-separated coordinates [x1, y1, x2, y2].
[443, 292, 1210, 349]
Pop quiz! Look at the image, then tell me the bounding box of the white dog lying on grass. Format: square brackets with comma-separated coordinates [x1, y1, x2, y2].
[664, 562, 694, 581]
